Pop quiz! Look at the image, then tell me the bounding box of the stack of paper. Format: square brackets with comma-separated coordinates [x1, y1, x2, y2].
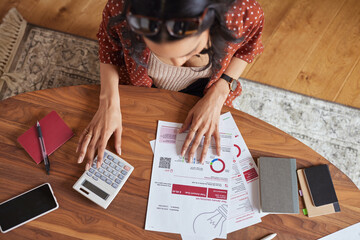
[145, 112, 264, 239]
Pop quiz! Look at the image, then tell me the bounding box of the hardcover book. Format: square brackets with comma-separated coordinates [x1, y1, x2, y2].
[304, 164, 338, 206]
[297, 169, 340, 217]
[259, 157, 299, 214]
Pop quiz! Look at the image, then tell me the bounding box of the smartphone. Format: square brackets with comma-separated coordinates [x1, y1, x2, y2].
[0, 183, 59, 233]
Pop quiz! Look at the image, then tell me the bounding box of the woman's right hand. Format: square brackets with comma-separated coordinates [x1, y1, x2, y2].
[76, 99, 122, 171]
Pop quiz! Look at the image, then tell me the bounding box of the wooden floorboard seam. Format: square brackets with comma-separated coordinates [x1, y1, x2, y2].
[333, 55, 360, 102]
[243, 0, 297, 79]
[288, 0, 348, 89]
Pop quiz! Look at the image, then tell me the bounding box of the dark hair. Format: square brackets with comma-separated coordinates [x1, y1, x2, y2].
[107, 0, 243, 73]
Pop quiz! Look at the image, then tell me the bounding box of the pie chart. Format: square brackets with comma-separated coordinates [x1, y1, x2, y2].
[210, 158, 225, 173]
[234, 144, 241, 158]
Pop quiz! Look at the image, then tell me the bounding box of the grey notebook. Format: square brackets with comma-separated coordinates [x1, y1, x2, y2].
[259, 157, 299, 213]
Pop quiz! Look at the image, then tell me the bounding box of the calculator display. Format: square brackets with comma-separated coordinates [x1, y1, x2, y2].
[82, 180, 109, 200]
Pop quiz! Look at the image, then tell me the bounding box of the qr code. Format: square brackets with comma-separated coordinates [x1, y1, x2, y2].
[159, 157, 171, 169]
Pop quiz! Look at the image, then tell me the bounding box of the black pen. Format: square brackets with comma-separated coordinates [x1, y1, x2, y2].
[36, 121, 50, 175]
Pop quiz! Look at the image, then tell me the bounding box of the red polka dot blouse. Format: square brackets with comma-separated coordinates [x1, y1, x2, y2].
[97, 0, 264, 107]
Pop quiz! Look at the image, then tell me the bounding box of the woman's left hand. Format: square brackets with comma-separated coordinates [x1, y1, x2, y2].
[179, 80, 230, 164]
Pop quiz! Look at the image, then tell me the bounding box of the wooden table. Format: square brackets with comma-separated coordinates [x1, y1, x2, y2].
[0, 85, 359, 239]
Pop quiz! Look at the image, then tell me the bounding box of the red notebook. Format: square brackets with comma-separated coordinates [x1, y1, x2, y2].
[17, 111, 74, 164]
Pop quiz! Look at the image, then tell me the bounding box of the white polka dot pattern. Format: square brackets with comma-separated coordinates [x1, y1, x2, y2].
[97, 0, 264, 107]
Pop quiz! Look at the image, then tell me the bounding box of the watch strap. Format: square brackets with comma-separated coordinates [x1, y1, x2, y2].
[220, 73, 232, 83]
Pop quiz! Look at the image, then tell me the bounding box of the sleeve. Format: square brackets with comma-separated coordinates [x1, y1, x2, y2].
[96, 1, 124, 66]
[233, 1, 264, 63]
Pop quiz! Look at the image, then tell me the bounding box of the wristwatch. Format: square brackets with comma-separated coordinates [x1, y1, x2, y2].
[220, 73, 238, 92]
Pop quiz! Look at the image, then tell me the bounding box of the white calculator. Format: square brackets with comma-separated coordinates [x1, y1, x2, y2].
[73, 149, 134, 209]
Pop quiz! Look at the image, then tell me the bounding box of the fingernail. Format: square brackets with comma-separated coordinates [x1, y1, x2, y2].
[85, 163, 90, 171]
[117, 147, 121, 155]
[97, 161, 101, 169]
[76, 146, 78, 153]
[78, 155, 83, 164]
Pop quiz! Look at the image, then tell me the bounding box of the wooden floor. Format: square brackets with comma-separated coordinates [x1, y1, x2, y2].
[1, 0, 359, 108]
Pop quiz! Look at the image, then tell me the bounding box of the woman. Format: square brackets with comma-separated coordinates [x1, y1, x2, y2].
[77, 0, 264, 170]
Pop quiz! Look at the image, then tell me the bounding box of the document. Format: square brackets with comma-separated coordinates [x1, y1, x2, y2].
[146, 113, 263, 238]
[221, 112, 263, 232]
[145, 121, 233, 239]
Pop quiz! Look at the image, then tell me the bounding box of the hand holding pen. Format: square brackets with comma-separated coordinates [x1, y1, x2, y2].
[36, 121, 50, 175]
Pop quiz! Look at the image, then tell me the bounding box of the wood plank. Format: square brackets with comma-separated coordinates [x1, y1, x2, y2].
[244, 0, 346, 88]
[334, 57, 360, 108]
[289, 0, 360, 103]
[241, 0, 296, 77]
[256, 0, 296, 44]
[0, 0, 105, 40]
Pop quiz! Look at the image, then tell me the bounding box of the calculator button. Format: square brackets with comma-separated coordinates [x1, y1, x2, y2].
[95, 172, 101, 178]
[111, 183, 119, 189]
[92, 162, 97, 168]
[121, 170, 128, 175]
[107, 155, 114, 160]
[101, 164, 107, 169]
[103, 152, 108, 158]
[86, 172, 93, 177]
[118, 162, 125, 168]
[92, 176, 99, 181]
[124, 165, 131, 171]
[104, 159, 110, 164]
[112, 170, 118, 175]
[104, 172, 110, 177]
[106, 179, 112, 185]
[115, 178, 122, 184]
[113, 159, 119, 164]
[89, 168, 95, 173]
[107, 166, 112, 172]
[118, 174, 124, 180]
[110, 162, 115, 168]
[109, 175, 115, 180]
[99, 168, 105, 173]
[100, 176, 107, 181]
[115, 166, 121, 171]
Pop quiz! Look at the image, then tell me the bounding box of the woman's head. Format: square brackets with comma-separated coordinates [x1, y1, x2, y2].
[127, 0, 215, 42]
[108, 0, 243, 71]
[127, 0, 214, 66]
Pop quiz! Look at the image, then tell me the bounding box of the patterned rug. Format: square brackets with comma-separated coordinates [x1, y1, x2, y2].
[1, 9, 359, 188]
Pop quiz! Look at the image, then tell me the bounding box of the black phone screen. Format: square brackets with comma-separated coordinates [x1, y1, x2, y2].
[0, 183, 58, 233]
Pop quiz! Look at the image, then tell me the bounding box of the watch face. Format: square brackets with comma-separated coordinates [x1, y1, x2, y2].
[230, 79, 238, 92]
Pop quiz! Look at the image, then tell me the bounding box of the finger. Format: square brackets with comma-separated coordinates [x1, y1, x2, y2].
[200, 133, 211, 164]
[96, 130, 113, 169]
[77, 132, 92, 164]
[114, 127, 122, 155]
[214, 125, 221, 156]
[188, 128, 206, 163]
[85, 131, 100, 170]
[179, 112, 193, 133]
[76, 128, 89, 153]
[181, 126, 197, 157]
